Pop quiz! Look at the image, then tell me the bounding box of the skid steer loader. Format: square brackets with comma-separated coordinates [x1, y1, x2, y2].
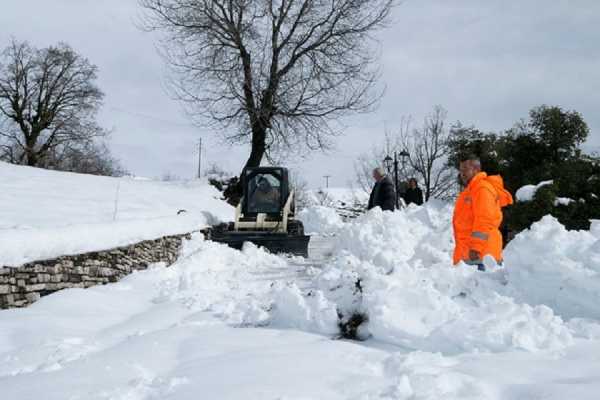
[207, 167, 310, 257]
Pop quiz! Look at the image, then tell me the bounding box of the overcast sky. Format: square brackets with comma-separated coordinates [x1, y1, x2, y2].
[1, 0, 599, 188]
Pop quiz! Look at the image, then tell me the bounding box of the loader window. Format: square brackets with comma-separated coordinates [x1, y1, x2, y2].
[247, 173, 282, 214]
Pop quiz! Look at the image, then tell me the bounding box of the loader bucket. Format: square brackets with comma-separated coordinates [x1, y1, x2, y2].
[209, 231, 310, 257]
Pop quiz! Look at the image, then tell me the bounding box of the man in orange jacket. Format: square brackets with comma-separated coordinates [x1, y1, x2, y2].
[453, 155, 513, 270]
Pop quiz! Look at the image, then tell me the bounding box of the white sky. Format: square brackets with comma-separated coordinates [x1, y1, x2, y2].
[1, 0, 599, 187]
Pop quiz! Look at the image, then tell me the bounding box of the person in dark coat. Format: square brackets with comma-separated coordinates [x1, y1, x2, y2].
[367, 167, 396, 211]
[403, 177, 424, 206]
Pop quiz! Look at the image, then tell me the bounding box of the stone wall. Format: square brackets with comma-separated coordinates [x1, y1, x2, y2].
[0, 232, 192, 309]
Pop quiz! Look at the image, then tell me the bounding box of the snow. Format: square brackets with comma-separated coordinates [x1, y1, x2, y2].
[305, 187, 369, 206]
[298, 205, 345, 235]
[2, 163, 600, 399]
[0, 162, 233, 266]
[554, 196, 574, 206]
[515, 180, 553, 201]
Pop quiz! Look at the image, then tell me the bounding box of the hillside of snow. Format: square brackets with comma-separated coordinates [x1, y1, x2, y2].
[2, 167, 600, 399]
[0, 162, 233, 266]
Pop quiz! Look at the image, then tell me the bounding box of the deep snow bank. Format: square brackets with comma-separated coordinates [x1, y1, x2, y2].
[297, 205, 345, 235]
[259, 202, 600, 354]
[0, 162, 233, 265]
[505, 216, 600, 321]
[2, 201, 600, 398]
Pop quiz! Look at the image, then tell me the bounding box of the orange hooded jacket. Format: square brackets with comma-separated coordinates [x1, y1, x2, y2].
[452, 172, 513, 265]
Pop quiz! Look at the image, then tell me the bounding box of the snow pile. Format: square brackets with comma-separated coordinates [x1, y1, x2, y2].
[304, 188, 368, 207]
[374, 351, 493, 399]
[187, 200, 585, 354]
[0, 236, 385, 399]
[3, 194, 600, 397]
[302, 204, 574, 353]
[554, 197, 574, 206]
[515, 180, 553, 201]
[0, 162, 232, 265]
[504, 215, 600, 321]
[297, 205, 345, 235]
[152, 238, 339, 335]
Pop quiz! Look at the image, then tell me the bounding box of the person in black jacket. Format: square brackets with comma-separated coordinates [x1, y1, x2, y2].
[403, 177, 424, 206]
[367, 168, 396, 211]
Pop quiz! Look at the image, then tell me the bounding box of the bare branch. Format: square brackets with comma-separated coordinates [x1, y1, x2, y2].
[0, 39, 107, 168]
[139, 0, 395, 172]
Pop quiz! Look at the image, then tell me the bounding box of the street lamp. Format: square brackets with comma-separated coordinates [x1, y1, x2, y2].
[383, 150, 410, 209]
[383, 155, 393, 174]
[383, 153, 400, 209]
[399, 150, 409, 179]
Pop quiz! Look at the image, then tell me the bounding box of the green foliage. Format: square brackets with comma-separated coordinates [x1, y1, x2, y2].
[447, 123, 501, 174]
[529, 105, 589, 165]
[505, 185, 557, 234]
[449, 105, 600, 235]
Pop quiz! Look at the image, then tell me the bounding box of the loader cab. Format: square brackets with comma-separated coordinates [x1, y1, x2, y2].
[242, 167, 290, 216]
[208, 166, 309, 257]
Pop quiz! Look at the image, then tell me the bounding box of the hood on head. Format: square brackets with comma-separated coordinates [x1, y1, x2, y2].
[486, 175, 513, 208]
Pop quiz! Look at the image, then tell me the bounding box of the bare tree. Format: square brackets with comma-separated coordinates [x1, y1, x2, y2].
[409, 106, 455, 200]
[354, 117, 413, 195]
[354, 107, 455, 201]
[40, 138, 128, 177]
[0, 40, 107, 167]
[140, 0, 395, 177]
[289, 168, 310, 210]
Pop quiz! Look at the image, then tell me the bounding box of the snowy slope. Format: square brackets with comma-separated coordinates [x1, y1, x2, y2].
[2, 195, 600, 398]
[0, 162, 233, 265]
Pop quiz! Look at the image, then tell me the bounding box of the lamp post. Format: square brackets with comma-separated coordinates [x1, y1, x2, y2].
[399, 150, 409, 179]
[383, 155, 393, 174]
[384, 154, 400, 209]
[384, 150, 410, 209]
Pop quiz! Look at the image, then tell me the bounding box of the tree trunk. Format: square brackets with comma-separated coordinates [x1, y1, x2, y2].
[225, 125, 267, 206]
[243, 127, 267, 171]
[25, 138, 38, 166]
[26, 154, 37, 166]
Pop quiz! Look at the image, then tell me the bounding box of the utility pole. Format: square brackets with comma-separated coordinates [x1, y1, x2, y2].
[323, 175, 331, 188]
[393, 152, 399, 209]
[197, 138, 202, 178]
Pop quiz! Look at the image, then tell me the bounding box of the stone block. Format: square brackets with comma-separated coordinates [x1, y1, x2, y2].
[25, 292, 41, 302]
[0, 296, 13, 309]
[46, 264, 63, 274]
[33, 264, 47, 273]
[25, 284, 46, 292]
[73, 266, 85, 274]
[0, 285, 10, 294]
[46, 282, 71, 291]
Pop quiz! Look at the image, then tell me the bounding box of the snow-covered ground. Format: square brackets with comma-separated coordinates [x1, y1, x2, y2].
[2, 165, 600, 399]
[0, 162, 232, 266]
